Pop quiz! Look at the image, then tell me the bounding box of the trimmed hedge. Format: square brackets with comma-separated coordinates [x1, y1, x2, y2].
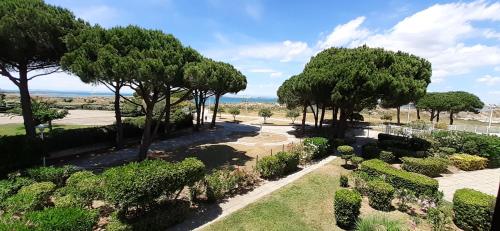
[303, 137, 330, 159]
[361, 143, 380, 159]
[367, 180, 394, 211]
[360, 159, 438, 197]
[453, 188, 495, 231]
[378, 133, 431, 152]
[450, 153, 488, 171]
[401, 157, 449, 177]
[102, 158, 205, 210]
[26, 207, 98, 231]
[256, 151, 299, 179]
[379, 151, 394, 163]
[58, 170, 104, 205]
[334, 189, 362, 228]
[2, 182, 56, 213]
[25, 165, 77, 186]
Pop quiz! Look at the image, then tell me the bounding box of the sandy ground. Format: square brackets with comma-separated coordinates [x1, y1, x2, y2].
[0, 110, 116, 126]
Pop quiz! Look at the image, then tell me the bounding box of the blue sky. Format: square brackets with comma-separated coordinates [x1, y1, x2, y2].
[1, 0, 500, 103]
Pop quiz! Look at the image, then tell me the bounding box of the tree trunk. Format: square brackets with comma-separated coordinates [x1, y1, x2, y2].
[164, 86, 171, 135]
[430, 109, 435, 122]
[309, 104, 318, 128]
[449, 112, 454, 125]
[48, 120, 53, 132]
[396, 106, 401, 124]
[301, 105, 307, 133]
[114, 88, 124, 149]
[18, 66, 36, 138]
[436, 111, 440, 123]
[319, 104, 326, 128]
[138, 105, 154, 160]
[210, 94, 220, 128]
[332, 106, 338, 125]
[335, 108, 349, 138]
[194, 91, 202, 131]
[417, 108, 420, 120]
[201, 96, 206, 125]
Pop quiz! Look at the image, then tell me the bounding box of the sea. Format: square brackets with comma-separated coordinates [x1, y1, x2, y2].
[1, 89, 278, 104]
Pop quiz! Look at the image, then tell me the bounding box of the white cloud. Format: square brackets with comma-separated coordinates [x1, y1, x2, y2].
[247, 68, 283, 78]
[477, 75, 500, 86]
[317, 1, 500, 83]
[317, 16, 370, 49]
[484, 29, 500, 39]
[213, 40, 312, 62]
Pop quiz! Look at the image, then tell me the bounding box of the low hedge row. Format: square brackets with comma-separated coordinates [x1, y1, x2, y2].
[401, 157, 449, 177]
[449, 153, 488, 171]
[256, 151, 299, 179]
[0, 110, 194, 177]
[360, 159, 438, 197]
[102, 158, 205, 210]
[334, 189, 362, 228]
[453, 188, 495, 231]
[378, 133, 431, 152]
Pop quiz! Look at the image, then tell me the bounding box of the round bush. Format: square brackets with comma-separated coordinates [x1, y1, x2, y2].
[275, 151, 299, 174]
[361, 143, 380, 159]
[63, 171, 103, 204]
[453, 188, 495, 231]
[339, 175, 349, 187]
[450, 153, 488, 171]
[379, 151, 395, 163]
[334, 189, 362, 228]
[337, 145, 354, 155]
[2, 181, 56, 213]
[26, 207, 98, 231]
[367, 180, 395, 211]
[256, 155, 284, 179]
[351, 156, 364, 168]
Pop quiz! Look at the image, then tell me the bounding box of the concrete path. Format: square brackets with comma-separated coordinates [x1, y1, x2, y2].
[437, 168, 500, 201]
[169, 156, 337, 231]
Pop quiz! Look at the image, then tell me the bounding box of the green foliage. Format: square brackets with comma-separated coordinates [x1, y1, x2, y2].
[337, 145, 354, 155]
[417, 91, 484, 125]
[25, 165, 77, 186]
[53, 194, 86, 208]
[258, 108, 273, 123]
[334, 189, 362, 228]
[401, 157, 449, 177]
[102, 158, 205, 210]
[303, 137, 330, 160]
[379, 151, 395, 163]
[257, 151, 299, 179]
[285, 109, 300, 123]
[228, 107, 240, 121]
[427, 204, 453, 231]
[0, 177, 35, 202]
[355, 214, 407, 231]
[450, 153, 488, 171]
[394, 189, 416, 212]
[26, 207, 98, 231]
[58, 170, 103, 205]
[2, 182, 56, 213]
[360, 159, 438, 197]
[202, 167, 253, 201]
[367, 180, 395, 211]
[378, 133, 431, 152]
[380, 113, 393, 122]
[0, 214, 31, 231]
[453, 188, 495, 231]
[340, 175, 349, 187]
[171, 109, 193, 129]
[351, 156, 364, 168]
[361, 143, 380, 159]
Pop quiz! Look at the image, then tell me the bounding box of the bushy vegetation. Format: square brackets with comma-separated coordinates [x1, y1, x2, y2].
[361, 143, 380, 159]
[0, 177, 34, 202]
[401, 157, 449, 177]
[378, 133, 431, 153]
[453, 188, 495, 231]
[256, 151, 299, 179]
[25, 165, 77, 186]
[338, 145, 354, 165]
[340, 175, 349, 187]
[2, 182, 56, 213]
[334, 189, 362, 228]
[25, 207, 98, 231]
[360, 159, 438, 197]
[198, 167, 257, 202]
[366, 180, 395, 211]
[449, 153, 488, 171]
[355, 214, 407, 231]
[303, 137, 330, 160]
[379, 151, 395, 163]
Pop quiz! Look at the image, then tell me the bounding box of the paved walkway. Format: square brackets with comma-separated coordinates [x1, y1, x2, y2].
[437, 168, 500, 201]
[169, 156, 337, 231]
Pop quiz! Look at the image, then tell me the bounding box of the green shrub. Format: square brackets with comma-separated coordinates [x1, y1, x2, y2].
[171, 109, 193, 129]
[53, 194, 86, 208]
[453, 188, 495, 231]
[334, 189, 362, 228]
[303, 137, 330, 159]
[360, 159, 438, 197]
[378, 133, 431, 151]
[351, 156, 364, 168]
[25, 165, 77, 186]
[355, 214, 407, 231]
[340, 175, 349, 187]
[0, 177, 34, 202]
[275, 151, 299, 174]
[0, 214, 30, 231]
[204, 168, 247, 201]
[338, 145, 354, 165]
[436, 147, 456, 156]
[26, 207, 98, 231]
[102, 158, 205, 210]
[427, 204, 453, 231]
[379, 151, 395, 163]
[366, 180, 394, 211]
[63, 170, 103, 203]
[361, 143, 380, 159]
[401, 157, 449, 177]
[450, 153, 488, 171]
[2, 182, 55, 213]
[257, 155, 284, 179]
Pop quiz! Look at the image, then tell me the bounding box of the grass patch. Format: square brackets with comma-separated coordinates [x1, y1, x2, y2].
[0, 123, 91, 136]
[204, 158, 431, 231]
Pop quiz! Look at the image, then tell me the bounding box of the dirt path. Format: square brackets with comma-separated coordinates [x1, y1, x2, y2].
[0, 110, 115, 125]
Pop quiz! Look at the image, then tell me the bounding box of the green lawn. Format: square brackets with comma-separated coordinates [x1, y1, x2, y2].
[203, 158, 431, 231]
[0, 123, 91, 136]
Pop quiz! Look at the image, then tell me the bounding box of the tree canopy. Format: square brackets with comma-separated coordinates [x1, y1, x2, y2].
[416, 91, 484, 124]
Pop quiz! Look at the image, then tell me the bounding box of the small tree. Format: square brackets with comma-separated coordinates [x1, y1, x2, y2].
[259, 108, 273, 123]
[286, 110, 300, 124]
[380, 113, 393, 124]
[229, 108, 240, 122]
[218, 107, 225, 119]
[9, 100, 68, 131]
